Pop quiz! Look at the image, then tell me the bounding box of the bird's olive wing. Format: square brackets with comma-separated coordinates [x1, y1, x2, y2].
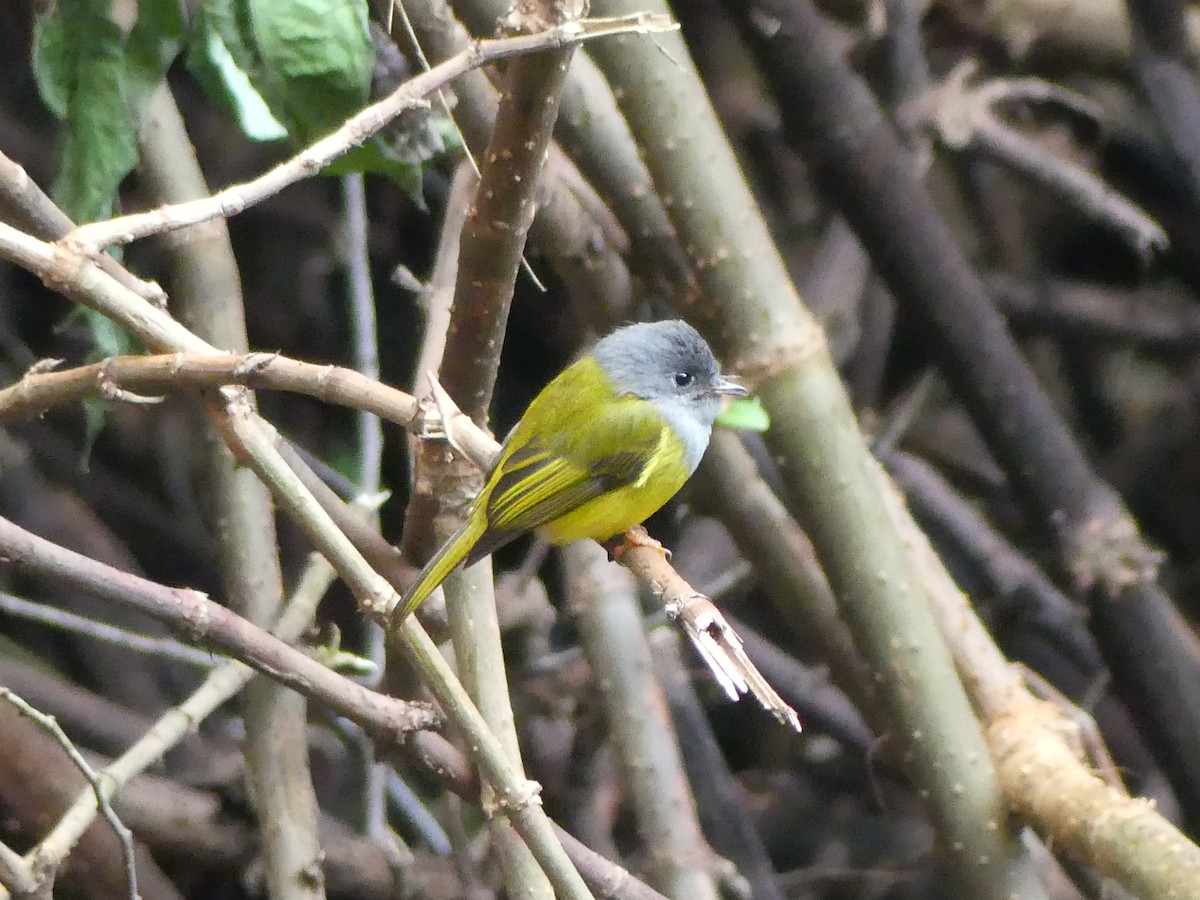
[461, 404, 666, 566]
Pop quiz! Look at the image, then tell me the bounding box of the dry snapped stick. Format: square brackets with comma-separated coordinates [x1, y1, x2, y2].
[928, 64, 1167, 257]
[614, 540, 802, 733]
[64, 14, 671, 254]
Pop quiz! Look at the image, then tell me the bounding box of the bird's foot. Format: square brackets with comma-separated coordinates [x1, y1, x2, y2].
[610, 525, 672, 562]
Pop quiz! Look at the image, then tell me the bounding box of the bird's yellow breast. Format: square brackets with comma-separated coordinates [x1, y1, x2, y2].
[537, 425, 690, 544]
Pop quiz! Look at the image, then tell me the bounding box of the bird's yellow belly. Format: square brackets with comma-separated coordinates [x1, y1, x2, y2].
[538, 428, 690, 544]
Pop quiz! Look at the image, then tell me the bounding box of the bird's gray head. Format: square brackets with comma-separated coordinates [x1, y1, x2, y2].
[593, 320, 747, 471]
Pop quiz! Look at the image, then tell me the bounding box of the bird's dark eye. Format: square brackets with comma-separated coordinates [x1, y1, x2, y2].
[673, 372, 693, 388]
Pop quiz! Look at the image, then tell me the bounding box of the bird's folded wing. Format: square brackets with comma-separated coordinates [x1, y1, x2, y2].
[462, 403, 665, 566]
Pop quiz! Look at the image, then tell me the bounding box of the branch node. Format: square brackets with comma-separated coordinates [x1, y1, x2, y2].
[234, 351, 279, 377]
[730, 326, 827, 388]
[483, 778, 544, 820]
[26, 357, 64, 376]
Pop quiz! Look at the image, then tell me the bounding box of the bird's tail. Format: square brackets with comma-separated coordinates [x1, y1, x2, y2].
[396, 514, 487, 621]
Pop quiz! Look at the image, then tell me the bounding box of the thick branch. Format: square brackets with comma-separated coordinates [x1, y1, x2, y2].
[586, 0, 1047, 894]
[728, 0, 1200, 826]
[0, 516, 437, 741]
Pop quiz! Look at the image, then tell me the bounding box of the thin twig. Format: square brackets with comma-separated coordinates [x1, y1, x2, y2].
[0, 688, 138, 900]
[0, 351, 417, 432]
[394, 0, 635, 323]
[34, 554, 338, 884]
[0, 591, 217, 668]
[340, 168, 392, 852]
[0, 516, 438, 739]
[64, 15, 674, 253]
[342, 173, 385, 501]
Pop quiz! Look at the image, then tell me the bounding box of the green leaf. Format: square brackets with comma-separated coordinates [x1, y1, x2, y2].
[185, 18, 287, 141]
[188, 0, 451, 192]
[31, 11, 70, 118]
[79, 398, 107, 474]
[79, 330, 137, 472]
[193, 0, 258, 75]
[32, 0, 184, 223]
[33, 0, 137, 223]
[307, 625, 378, 676]
[55, 308, 142, 472]
[716, 396, 771, 433]
[324, 138, 425, 205]
[246, 0, 372, 143]
[84, 309, 140, 359]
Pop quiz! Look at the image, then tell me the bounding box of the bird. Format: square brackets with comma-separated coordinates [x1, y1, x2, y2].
[397, 319, 747, 620]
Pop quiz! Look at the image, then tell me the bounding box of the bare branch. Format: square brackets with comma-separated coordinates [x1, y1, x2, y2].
[63, 14, 675, 254]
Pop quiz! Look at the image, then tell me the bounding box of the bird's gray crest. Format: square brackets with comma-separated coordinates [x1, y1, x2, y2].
[593, 320, 720, 401]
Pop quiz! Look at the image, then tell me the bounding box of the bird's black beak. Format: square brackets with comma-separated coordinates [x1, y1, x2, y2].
[713, 376, 749, 397]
